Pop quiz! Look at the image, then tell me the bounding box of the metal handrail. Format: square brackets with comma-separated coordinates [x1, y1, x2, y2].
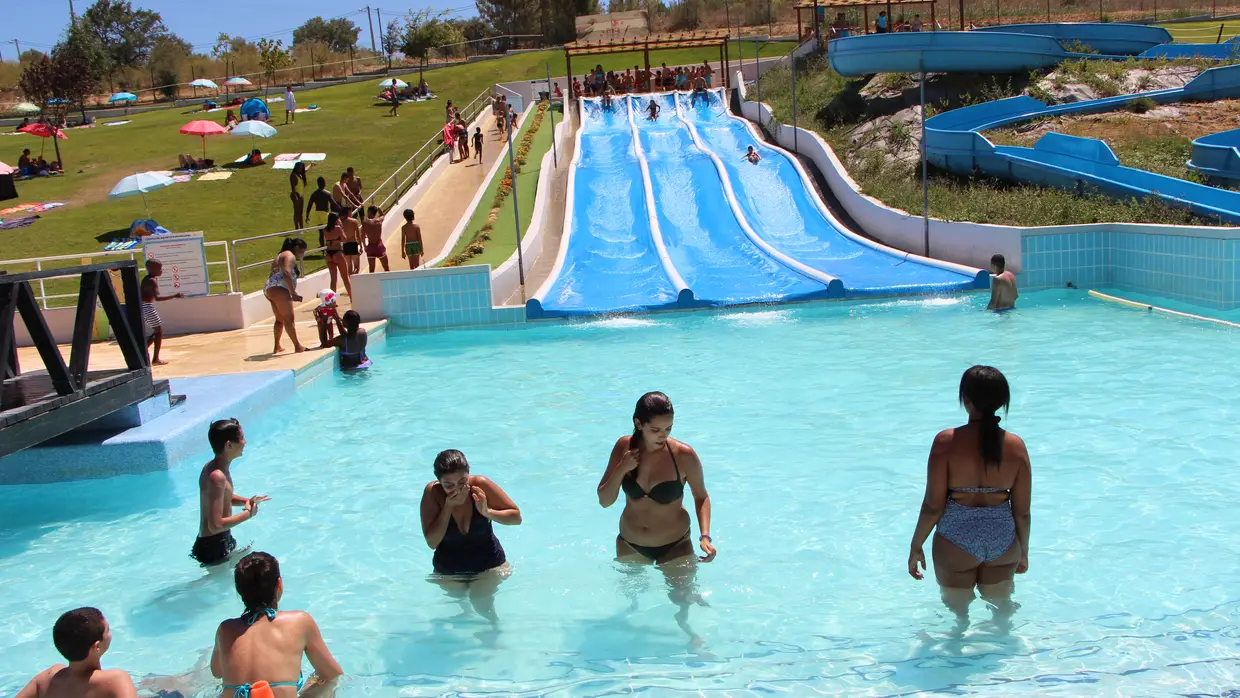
[1, 241, 234, 309]
[226, 87, 494, 293]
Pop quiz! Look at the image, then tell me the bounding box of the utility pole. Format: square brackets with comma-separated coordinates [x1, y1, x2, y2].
[376, 8, 383, 59]
[366, 5, 376, 53]
[69, 0, 77, 23]
[10, 40, 22, 65]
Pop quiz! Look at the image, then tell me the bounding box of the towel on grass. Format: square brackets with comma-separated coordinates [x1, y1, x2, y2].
[272, 160, 297, 170]
[0, 216, 38, 230]
[298, 153, 326, 162]
[0, 202, 65, 216]
[274, 153, 301, 161]
[234, 152, 271, 163]
[198, 171, 233, 181]
[103, 120, 131, 126]
[294, 106, 319, 113]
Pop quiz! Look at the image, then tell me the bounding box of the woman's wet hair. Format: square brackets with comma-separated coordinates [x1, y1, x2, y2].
[433, 449, 470, 479]
[342, 309, 360, 337]
[959, 365, 1010, 467]
[630, 391, 673, 449]
[235, 551, 281, 615]
[52, 607, 106, 662]
[280, 237, 307, 254]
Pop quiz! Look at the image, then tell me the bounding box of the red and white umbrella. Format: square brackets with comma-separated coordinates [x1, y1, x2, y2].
[18, 123, 67, 157]
[179, 120, 228, 160]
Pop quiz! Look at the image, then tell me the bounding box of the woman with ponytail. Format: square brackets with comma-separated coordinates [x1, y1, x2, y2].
[908, 366, 1031, 620]
[211, 552, 342, 698]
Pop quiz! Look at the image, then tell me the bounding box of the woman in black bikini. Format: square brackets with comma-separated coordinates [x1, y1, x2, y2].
[420, 449, 521, 629]
[320, 213, 352, 297]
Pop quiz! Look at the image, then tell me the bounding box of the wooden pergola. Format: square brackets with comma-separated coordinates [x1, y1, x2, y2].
[794, 0, 949, 42]
[563, 29, 731, 99]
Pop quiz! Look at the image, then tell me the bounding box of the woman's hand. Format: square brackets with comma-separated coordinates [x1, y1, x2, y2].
[1016, 552, 1029, 574]
[445, 486, 469, 508]
[618, 448, 640, 475]
[471, 486, 490, 519]
[698, 536, 716, 562]
[908, 546, 926, 580]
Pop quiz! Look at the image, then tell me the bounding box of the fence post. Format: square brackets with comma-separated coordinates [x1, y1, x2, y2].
[228, 240, 241, 295]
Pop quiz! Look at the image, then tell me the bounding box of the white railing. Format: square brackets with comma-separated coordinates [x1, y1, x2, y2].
[1, 242, 233, 309]
[226, 87, 494, 293]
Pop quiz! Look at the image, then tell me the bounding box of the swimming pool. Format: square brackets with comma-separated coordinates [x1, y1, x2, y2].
[2, 289, 1238, 696]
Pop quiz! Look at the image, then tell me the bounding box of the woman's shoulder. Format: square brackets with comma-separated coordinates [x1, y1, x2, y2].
[668, 438, 699, 462]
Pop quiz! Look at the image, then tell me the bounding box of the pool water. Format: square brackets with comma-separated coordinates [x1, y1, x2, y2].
[2, 289, 1239, 696]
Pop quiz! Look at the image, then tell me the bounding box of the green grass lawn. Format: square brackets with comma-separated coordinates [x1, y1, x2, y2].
[3, 44, 772, 293]
[1158, 20, 1240, 43]
[442, 101, 562, 270]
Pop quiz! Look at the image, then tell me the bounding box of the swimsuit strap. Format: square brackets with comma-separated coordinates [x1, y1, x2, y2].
[242, 607, 277, 626]
[950, 486, 1009, 493]
[666, 442, 681, 481]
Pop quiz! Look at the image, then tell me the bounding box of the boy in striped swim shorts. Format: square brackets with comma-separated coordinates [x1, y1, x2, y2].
[141, 259, 182, 365]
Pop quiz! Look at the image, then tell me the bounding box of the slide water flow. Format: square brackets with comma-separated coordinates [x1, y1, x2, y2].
[528, 97, 681, 317]
[683, 90, 981, 296]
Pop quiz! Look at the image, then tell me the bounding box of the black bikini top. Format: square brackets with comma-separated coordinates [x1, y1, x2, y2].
[621, 443, 684, 505]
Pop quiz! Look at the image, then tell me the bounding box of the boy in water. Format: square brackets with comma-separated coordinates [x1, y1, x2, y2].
[193, 419, 268, 567]
[401, 209, 423, 270]
[15, 608, 138, 698]
[987, 253, 1018, 310]
[473, 126, 484, 165]
[141, 259, 183, 366]
[363, 205, 389, 273]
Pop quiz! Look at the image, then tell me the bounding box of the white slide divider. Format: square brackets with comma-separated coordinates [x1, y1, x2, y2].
[724, 89, 985, 280]
[529, 97, 588, 304]
[626, 94, 692, 299]
[673, 91, 844, 292]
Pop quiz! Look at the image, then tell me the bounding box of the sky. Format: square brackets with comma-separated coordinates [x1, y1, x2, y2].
[3, 1, 477, 59]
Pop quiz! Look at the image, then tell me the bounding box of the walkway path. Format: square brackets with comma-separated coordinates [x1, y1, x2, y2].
[383, 110, 516, 261]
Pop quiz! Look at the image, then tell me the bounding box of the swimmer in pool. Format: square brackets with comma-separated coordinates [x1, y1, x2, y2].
[744, 146, 761, 164]
[908, 366, 1031, 630]
[15, 608, 139, 698]
[211, 552, 342, 698]
[987, 253, 1018, 310]
[598, 392, 714, 643]
[330, 310, 369, 370]
[645, 98, 660, 121]
[421, 449, 522, 628]
[192, 419, 267, 567]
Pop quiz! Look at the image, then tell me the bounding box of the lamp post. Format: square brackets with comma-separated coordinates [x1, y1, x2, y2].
[505, 111, 527, 299]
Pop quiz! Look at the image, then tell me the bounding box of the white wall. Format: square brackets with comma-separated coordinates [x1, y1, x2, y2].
[15, 293, 245, 347]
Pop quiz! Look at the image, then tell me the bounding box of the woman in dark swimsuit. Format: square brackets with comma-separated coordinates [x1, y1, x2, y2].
[420, 449, 521, 627]
[598, 392, 714, 643]
[320, 213, 352, 297]
[908, 365, 1031, 629]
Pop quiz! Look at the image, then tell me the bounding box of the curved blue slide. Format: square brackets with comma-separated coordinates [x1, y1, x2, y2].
[829, 23, 1230, 76]
[925, 64, 1240, 224]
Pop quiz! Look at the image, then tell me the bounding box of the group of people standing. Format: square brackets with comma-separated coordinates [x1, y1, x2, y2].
[17, 367, 1031, 696]
[575, 61, 715, 98]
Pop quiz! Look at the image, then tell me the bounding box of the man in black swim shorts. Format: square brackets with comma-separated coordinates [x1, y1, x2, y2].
[192, 419, 268, 566]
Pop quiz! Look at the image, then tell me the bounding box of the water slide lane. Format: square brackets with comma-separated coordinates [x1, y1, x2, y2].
[684, 90, 981, 295]
[628, 93, 831, 305]
[529, 97, 680, 317]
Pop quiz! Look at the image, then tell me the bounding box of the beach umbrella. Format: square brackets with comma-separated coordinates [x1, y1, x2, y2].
[108, 92, 137, 103]
[230, 120, 277, 151]
[19, 123, 68, 157]
[224, 77, 252, 86]
[179, 119, 228, 159]
[46, 98, 69, 105]
[379, 78, 408, 89]
[0, 161, 14, 176]
[188, 78, 218, 89]
[13, 102, 40, 114]
[108, 172, 174, 218]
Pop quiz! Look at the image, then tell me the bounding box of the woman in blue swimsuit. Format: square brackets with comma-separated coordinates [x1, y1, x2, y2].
[908, 366, 1031, 625]
[420, 449, 522, 628]
[212, 552, 342, 698]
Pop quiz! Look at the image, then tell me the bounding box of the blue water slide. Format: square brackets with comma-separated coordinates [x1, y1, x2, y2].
[683, 89, 986, 296]
[972, 22, 1170, 54]
[1189, 127, 1240, 181]
[924, 63, 1240, 223]
[527, 97, 689, 318]
[829, 23, 1221, 77]
[629, 93, 836, 305]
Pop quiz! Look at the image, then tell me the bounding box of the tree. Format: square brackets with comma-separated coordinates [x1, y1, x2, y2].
[256, 38, 295, 95]
[18, 56, 67, 168]
[380, 19, 403, 70]
[401, 9, 466, 61]
[52, 24, 105, 120]
[83, 0, 168, 89]
[19, 49, 47, 64]
[148, 34, 191, 98]
[474, 0, 540, 49]
[292, 17, 361, 54]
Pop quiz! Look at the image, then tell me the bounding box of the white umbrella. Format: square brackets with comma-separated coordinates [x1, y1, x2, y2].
[108, 172, 174, 218]
[189, 78, 219, 89]
[13, 102, 40, 114]
[0, 161, 14, 176]
[379, 78, 408, 89]
[230, 121, 277, 138]
[224, 77, 252, 86]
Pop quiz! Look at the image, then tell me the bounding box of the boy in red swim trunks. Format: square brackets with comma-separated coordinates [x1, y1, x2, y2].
[363, 205, 389, 273]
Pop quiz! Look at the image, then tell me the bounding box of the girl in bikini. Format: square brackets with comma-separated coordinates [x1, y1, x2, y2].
[908, 365, 1031, 627]
[212, 552, 342, 698]
[263, 238, 307, 354]
[320, 213, 352, 297]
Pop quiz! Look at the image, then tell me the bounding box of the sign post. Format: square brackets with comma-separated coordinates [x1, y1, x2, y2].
[141, 231, 211, 297]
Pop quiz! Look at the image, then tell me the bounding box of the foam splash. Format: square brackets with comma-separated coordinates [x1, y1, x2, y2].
[575, 316, 659, 329]
[721, 310, 794, 326]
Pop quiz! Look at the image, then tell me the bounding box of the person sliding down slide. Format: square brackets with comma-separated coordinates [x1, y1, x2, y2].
[645, 98, 660, 121]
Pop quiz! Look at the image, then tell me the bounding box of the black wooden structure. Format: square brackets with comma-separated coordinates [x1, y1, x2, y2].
[1, 261, 165, 460]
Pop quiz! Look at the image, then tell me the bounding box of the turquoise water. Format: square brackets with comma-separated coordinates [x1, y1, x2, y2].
[2, 289, 1239, 696]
